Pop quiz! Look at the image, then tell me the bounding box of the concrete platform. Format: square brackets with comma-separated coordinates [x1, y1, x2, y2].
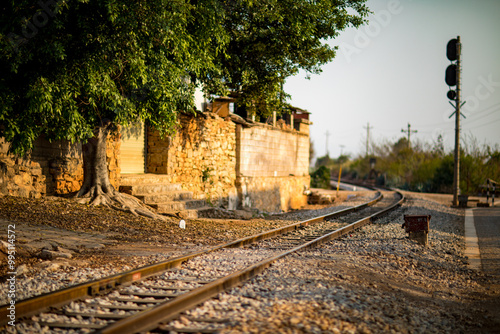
[465, 204, 500, 276]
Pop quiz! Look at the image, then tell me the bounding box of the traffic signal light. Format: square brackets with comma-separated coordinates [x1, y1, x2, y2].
[446, 64, 457, 87]
[447, 38, 458, 61]
[445, 38, 459, 100]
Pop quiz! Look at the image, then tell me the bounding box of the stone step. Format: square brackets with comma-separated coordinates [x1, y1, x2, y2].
[152, 199, 207, 212]
[161, 207, 214, 220]
[119, 183, 182, 196]
[120, 173, 172, 186]
[135, 191, 194, 205]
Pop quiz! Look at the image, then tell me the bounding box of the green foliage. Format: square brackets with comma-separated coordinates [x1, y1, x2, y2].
[348, 136, 500, 195]
[1, 0, 230, 155]
[310, 165, 331, 189]
[201, 166, 213, 184]
[207, 0, 369, 117]
[315, 154, 334, 169]
[1, 0, 369, 156]
[430, 154, 454, 193]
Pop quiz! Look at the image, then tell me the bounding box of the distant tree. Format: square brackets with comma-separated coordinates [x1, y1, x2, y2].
[432, 155, 454, 193]
[432, 134, 445, 157]
[311, 165, 331, 189]
[315, 154, 333, 169]
[337, 154, 350, 165]
[309, 139, 315, 164]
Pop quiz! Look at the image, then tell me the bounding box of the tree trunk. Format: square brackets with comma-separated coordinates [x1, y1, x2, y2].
[76, 122, 166, 221]
[77, 124, 114, 203]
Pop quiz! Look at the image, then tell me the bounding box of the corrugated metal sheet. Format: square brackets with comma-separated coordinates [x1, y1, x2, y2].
[121, 122, 146, 174]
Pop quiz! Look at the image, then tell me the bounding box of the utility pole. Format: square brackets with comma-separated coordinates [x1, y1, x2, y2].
[363, 122, 373, 157]
[325, 130, 330, 156]
[401, 123, 418, 148]
[340, 144, 345, 156]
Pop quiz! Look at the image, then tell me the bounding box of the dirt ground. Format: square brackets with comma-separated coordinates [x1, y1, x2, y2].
[0, 194, 336, 280]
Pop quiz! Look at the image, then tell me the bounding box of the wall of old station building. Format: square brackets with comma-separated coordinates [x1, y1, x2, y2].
[0, 113, 311, 213]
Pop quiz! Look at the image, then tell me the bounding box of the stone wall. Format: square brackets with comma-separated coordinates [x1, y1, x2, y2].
[1, 112, 310, 214]
[148, 113, 310, 213]
[0, 138, 45, 198]
[31, 137, 83, 195]
[0, 132, 121, 197]
[148, 113, 238, 207]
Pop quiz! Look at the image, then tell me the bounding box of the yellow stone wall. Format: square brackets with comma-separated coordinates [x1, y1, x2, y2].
[0, 132, 121, 197]
[148, 113, 237, 206]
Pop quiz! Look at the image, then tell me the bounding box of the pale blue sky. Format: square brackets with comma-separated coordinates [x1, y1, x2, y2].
[285, 0, 500, 160]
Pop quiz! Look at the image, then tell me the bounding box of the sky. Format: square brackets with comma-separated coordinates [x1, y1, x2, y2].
[284, 0, 500, 161]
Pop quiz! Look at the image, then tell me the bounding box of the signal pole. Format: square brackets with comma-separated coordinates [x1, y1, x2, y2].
[401, 123, 417, 148]
[445, 36, 463, 207]
[452, 36, 462, 207]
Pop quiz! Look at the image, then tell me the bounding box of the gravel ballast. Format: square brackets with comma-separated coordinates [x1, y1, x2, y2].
[171, 195, 500, 333]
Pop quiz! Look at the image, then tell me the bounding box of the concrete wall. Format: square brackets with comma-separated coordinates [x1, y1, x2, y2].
[236, 123, 309, 177]
[236, 123, 310, 212]
[237, 175, 310, 212]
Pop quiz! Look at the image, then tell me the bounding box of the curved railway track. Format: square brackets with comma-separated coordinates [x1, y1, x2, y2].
[1, 190, 404, 333]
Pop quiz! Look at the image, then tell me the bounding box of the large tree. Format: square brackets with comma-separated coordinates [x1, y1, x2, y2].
[207, 0, 369, 117]
[0, 0, 368, 218]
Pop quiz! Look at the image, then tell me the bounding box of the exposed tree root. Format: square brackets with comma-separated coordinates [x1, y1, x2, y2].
[74, 123, 179, 222]
[75, 185, 169, 221]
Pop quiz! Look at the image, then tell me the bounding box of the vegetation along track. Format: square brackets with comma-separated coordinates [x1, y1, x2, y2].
[1, 190, 404, 333]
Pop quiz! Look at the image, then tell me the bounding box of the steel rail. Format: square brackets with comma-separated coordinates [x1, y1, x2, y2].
[98, 191, 404, 334]
[0, 191, 383, 327]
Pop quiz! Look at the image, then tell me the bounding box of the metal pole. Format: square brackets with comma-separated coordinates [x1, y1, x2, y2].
[487, 179, 490, 204]
[493, 183, 496, 206]
[452, 36, 461, 207]
[407, 123, 411, 146]
[336, 165, 342, 198]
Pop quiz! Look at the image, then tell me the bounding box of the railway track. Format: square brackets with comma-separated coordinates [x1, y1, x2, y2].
[1, 190, 404, 333]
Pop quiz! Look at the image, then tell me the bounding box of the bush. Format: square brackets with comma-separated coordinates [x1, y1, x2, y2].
[311, 166, 331, 189]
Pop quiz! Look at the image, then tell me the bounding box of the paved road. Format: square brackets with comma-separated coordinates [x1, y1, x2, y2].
[330, 180, 371, 191]
[473, 207, 500, 276]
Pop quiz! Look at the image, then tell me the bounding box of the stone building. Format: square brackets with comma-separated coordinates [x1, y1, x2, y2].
[0, 105, 311, 215]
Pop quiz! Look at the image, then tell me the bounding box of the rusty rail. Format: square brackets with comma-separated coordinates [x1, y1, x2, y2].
[98, 191, 404, 333]
[0, 191, 392, 329]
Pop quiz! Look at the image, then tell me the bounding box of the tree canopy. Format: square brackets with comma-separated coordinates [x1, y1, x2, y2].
[211, 0, 369, 117]
[1, 0, 369, 155]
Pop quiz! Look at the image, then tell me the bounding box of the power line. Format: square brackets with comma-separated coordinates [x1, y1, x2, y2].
[411, 102, 500, 129]
[465, 117, 500, 130]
